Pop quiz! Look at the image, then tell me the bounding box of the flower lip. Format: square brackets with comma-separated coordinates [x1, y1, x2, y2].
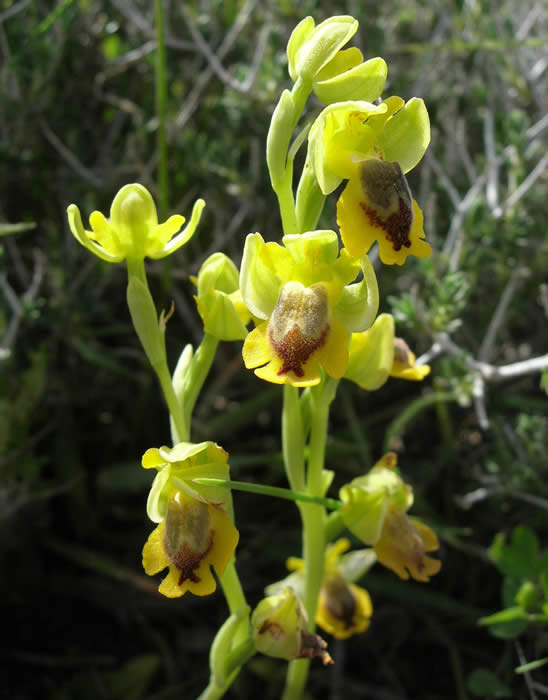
[268, 281, 330, 378]
[163, 493, 214, 587]
[323, 575, 356, 630]
[358, 160, 414, 252]
[393, 337, 412, 365]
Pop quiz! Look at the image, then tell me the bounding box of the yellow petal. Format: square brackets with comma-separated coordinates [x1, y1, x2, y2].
[242, 322, 272, 369]
[255, 353, 321, 387]
[143, 492, 239, 598]
[391, 363, 431, 381]
[412, 520, 440, 552]
[142, 522, 170, 575]
[315, 318, 349, 379]
[316, 577, 372, 640]
[374, 507, 441, 582]
[207, 503, 240, 577]
[376, 199, 431, 266]
[262, 241, 294, 280]
[337, 177, 377, 258]
[337, 168, 431, 266]
[142, 447, 164, 469]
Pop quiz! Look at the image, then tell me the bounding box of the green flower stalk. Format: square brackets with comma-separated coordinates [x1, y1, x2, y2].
[67, 184, 206, 442]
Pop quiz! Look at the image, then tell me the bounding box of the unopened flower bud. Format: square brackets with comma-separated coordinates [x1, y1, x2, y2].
[287, 16, 358, 84]
[194, 253, 250, 341]
[251, 588, 332, 665]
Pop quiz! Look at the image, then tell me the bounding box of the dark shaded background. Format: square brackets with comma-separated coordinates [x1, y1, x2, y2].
[1, 1, 547, 698]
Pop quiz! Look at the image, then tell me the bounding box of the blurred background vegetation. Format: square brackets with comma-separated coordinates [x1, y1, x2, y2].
[1, 0, 547, 698]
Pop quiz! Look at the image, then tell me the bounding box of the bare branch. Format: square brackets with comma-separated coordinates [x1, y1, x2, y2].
[427, 151, 461, 209]
[472, 374, 489, 429]
[0, 0, 31, 24]
[178, 4, 268, 94]
[493, 151, 548, 220]
[428, 332, 548, 383]
[40, 120, 103, 187]
[173, 0, 261, 132]
[515, 640, 539, 700]
[479, 266, 529, 363]
[484, 105, 499, 212]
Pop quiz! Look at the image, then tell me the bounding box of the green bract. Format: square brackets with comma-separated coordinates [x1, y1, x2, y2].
[67, 183, 205, 263]
[339, 459, 413, 544]
[194, 253, 250, 341]
[143, 441, 231, 523]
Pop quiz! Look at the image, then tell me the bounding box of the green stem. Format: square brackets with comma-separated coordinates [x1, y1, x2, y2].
[193, 478, 341, 510]
[295, 157, 326, 233]
[383, 391, 457, 453]
[282, 385, 305, 492]
[219, 558, 247, 618]
[272, 78, 312, 235]
[303, 389, 330, 617]
[155, 0, 168, 221]
[157, 362, 186, 443]
[182, 333, 219, 439]
[282, 381, 333, 700]
[125, 258, 186, 441]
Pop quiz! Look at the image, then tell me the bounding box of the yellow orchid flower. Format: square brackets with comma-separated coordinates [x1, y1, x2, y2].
[141, 442, 239, 597]
[251, 587, 332, 665]
[240, 230, 378, 387]
[340, 453, 441, 583]
[142, 489, 239, 597]
[374, 504, 441, 583]
[391, 337, 430, 381]
[288, 539, 373, 640]
[309, 98, 431, 265]
[345, 313, 430, 390]
[67, 183, 204, 263]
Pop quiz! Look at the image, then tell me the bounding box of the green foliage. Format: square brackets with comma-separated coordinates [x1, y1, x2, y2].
[1, 0, 547, 698]
[479, 526, 548, 641]
[467, 668, 511, 698]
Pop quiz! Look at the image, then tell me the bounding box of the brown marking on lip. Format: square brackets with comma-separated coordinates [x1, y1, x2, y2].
[393, 337, 412, 365]
[357, 160, 414, 252]
[162, 498, 215, 586]
[323, 576, 356, 630]
[269, 323, 329, 377]
[268, 282, 330, 378]
[360, 196, 413, 251]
